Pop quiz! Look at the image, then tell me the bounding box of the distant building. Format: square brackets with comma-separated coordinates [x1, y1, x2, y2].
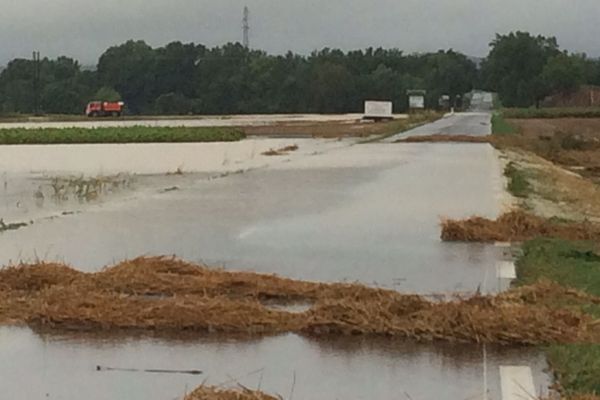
[542, 85, 600, 108]
[407, 90, 426, 110]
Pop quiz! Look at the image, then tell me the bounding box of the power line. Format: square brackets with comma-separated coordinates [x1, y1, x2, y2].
[242, 6, 250, 49]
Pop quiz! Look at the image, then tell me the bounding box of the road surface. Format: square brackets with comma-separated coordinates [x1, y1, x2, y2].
[384, 91, 494, 141]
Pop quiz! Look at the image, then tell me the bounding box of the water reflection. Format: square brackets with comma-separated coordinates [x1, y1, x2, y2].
[0, 327, 550, 400]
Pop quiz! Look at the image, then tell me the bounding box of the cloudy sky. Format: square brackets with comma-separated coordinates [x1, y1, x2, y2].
[1, 0, 598, 65]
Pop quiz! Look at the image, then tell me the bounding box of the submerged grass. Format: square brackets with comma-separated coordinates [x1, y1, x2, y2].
[0, 126, 245, 144]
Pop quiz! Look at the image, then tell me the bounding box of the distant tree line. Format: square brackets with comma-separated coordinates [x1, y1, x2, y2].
[1, 32, 593, 115]
[0, 41, 477, 115]
[481, 31, 600, 108]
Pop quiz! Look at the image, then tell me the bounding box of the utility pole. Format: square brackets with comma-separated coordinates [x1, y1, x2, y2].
[32, 51, 41, 115]
[242, 6, 250, 49]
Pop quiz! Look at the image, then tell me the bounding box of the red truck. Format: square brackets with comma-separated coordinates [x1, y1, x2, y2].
[85, 101, 125, 117]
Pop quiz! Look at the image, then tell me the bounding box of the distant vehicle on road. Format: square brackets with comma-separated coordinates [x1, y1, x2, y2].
[85, 101, 125, 117]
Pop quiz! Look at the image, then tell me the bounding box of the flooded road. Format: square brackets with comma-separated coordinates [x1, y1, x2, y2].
[0, 141, 509, 294]
[0, 327, 550, 400]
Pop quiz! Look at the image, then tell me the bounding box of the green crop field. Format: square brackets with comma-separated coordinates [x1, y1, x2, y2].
[0, 126, 245, 145]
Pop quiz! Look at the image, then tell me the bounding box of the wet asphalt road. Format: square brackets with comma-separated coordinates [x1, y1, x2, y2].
[384, 91, 494, 141]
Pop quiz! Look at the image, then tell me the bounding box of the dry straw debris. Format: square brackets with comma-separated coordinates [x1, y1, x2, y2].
[441, 211, 600, 243]
[261, 144, 299, 156]
[185, 385, 280, 400]
[0, 257, 598, 345]
[396, 134, 490, 143]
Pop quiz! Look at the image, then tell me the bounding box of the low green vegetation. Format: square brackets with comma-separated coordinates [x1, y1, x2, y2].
[0, 126, 245, 144]
[546, 345, 600, 397]
[516, 238, 600, 299]
[517, 238, 600, 397]
[503, 107, 600, 119]
[504, 162, 530, 198]
[491, 113, 517, 135]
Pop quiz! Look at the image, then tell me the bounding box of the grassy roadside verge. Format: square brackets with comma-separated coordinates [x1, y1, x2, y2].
[0, 126, 245, 144]
[503, 107, 600, 119]
[492, 113, 518, 135]
[504, 161, 531, 198]
[516, 238, 600, 398]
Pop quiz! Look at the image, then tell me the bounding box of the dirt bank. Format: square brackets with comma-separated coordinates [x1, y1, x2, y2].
[500, 148, 600, 222]
[0, 257, 597, 345]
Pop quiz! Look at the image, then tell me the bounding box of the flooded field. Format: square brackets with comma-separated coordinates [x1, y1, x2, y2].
[0, 327, 550, 400]
[0, 113, 389, 130]
[0, 132, 548, 400]
[0, 141, 509, 294]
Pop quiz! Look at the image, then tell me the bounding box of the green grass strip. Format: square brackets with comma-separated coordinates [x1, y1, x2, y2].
[516, 238, 600, 396]
[504, 162, 530, 198]
[0, 126, 245, 145]
[547, 344, 600, 397]
[492, 113, 518, 135]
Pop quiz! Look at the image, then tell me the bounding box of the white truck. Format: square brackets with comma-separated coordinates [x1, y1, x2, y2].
[363, 100, 393, 121]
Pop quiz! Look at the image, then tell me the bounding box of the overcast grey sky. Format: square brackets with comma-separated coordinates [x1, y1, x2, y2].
[1, 0, 599, 65]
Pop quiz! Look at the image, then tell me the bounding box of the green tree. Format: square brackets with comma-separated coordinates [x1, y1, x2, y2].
[541, 53, 585, 94]
[424, 50, 477, 108]
[94, 86, 122, 102]
[154, 92, 192, 115]
[97, 40, 157, 113]
[308, 61, 356, 113]
[482, 31, 560, 107]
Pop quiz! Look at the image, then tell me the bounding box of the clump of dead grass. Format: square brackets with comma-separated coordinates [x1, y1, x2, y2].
[185, 385, 280, 400]
[441, 211, 600, 243]
[1, 257, 598, 345]
[261, 145, 299, 156]
[396, 134, 491, 143]
[303, 281, 596, 345]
